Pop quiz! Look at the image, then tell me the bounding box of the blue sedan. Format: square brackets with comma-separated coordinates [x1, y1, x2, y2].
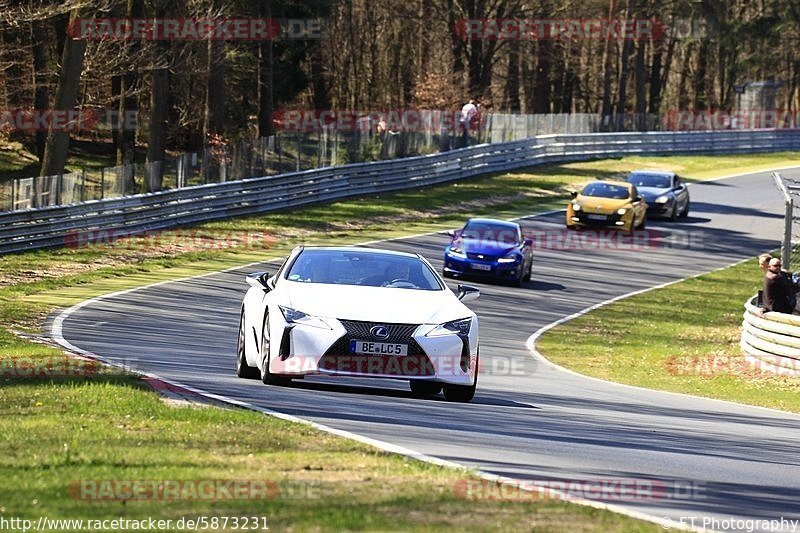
[443, 218, 533, 287]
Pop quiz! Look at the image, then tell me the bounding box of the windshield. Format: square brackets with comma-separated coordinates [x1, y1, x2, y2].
[581, 182, 631, 199]
[627, 173, 672, 189]
[285, 249, 443, 290]
[459, 221, 519, 244]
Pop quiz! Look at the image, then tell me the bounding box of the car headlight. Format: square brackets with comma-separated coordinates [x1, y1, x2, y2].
[655, 195, 670, 204]
[278, 306, 331, 329]
[571, 201, 582, 211]
[497, 253, 519, 263]
[447, 244, 466, 258]
[426, 317, 472, 337]
[617, 208, 627, 215]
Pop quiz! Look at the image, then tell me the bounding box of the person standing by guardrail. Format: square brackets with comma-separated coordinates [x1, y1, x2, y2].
[761, 257, 796, 315]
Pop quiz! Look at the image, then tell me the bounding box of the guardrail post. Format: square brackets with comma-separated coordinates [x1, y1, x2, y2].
[784, 196, 794, 271]
[80, 169, 86, 202]
[774, 172, 794, 270]
[10, 178, 15, 211]
[56, 173, 62, 206]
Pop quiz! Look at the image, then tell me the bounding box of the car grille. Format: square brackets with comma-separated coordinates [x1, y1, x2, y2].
[577, 213, 622, 224]
[466, 252, 498, 261]
[338, 320, 419, 343]
[319, 319, 434, 376]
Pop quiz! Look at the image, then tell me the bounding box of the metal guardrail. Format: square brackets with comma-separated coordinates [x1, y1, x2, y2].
[741, 295, 800, 374]
[3, 129, 800, 254]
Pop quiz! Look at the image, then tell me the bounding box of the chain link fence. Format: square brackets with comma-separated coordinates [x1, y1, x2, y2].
[775, 172, 800, 270]
[0, 111, 692, 212]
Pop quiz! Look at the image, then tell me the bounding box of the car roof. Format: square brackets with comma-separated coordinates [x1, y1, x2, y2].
[584, 179, 633, 188]
[626, 170, 676, 177]
[296, 246, 420, 259]
[465, 217, 519, 229]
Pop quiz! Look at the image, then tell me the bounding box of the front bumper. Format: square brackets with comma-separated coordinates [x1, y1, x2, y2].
[645, 201, 673, 217]
[567, 208, 631, 229]
[443, 252, 523, 279]
[268, 318, 478, 386]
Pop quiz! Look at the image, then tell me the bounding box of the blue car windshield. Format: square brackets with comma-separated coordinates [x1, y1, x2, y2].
[581, 182, 631, 199]
[627, 173, 671, 189]
[285, 249, 443, 290]
[460, 222, 519, 244]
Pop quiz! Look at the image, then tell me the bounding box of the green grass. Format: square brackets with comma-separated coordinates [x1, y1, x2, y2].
[1, 373, 661, 532]
[3, 152, 800, 531]
[536, 258, 800, 413]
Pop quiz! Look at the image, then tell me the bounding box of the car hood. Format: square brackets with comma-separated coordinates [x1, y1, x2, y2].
[637, 186, 670, 199]
[457, 239, 517, 256]
[284, 282, 473, 324]
[575, 195, 631, 212]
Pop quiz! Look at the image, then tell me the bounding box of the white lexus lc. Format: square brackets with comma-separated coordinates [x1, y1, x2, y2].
[236, 246, 481, 402]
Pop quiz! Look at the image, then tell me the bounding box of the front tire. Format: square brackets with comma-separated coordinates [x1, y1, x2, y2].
[236, 311, 260, 379]
[260, 310, 291, 386]
[669, 204, 678, 222]
[443, 382, 476, 402]
[680, 201, 690, 218]
[443, 353, 478, 402]
[410, 381, 442, 396]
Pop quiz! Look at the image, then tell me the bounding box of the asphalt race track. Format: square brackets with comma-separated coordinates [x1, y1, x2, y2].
[55, 168, 800, 531]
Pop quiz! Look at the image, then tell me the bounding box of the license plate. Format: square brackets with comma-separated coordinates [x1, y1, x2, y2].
[586, 214, 607, 221]
[470, 263, 492, 271]
[350, 340, 408, 356]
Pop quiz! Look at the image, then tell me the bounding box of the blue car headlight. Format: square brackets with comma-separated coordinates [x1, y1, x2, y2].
[278, 306, 331, 330]
[447, 245, 467, 258]
[497, 253, 520, 263]
[426, 317, 472, 337]
[655, 195, 672, 204]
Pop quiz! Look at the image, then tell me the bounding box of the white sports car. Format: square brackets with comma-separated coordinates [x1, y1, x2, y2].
[236, 246, 480, 402]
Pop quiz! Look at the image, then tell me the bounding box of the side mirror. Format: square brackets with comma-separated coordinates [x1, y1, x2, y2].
[523, 238, 532, 247]
[569, 190, 578, 198]
[634, 196, 643, 202]
[457, 284, 480, 303]
[446, 229, 456, 238]
[246, 271, 271, 291]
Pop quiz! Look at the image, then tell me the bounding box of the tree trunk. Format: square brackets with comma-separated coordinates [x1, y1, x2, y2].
[634, 38, 647, 130]
[204, 38, 225, 138]
[117, 0, 143, 173]
[503, 44, 520, 112]
[258, 0, 274, 137]
[30, 20, 50, 161]
[533, 40, 551, 114]
[600, 0, 617, 126]
[39, 9, 87, 178]
[146, 0, 172, 192]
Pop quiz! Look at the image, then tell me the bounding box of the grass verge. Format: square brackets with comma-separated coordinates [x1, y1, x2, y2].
[536, 258, 800, 413]
[3, 152, 800, 530]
